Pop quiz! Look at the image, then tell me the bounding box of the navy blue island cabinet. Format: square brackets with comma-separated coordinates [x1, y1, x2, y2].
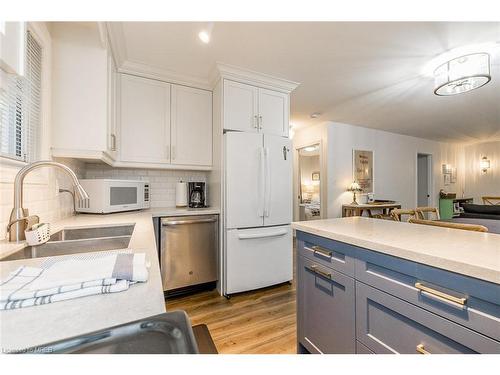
[296, 231, 500, 354]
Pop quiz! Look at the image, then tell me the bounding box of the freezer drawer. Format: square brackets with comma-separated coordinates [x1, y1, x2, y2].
[161, 215, 218, 292]
[225, 225, 292, 294]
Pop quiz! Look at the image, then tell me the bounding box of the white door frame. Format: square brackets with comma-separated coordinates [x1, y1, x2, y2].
[294, 140, 326, 221]
[416, 152, 433, 207]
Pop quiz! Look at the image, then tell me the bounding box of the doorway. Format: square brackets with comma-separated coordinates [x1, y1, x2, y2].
[297, 144, 321, 221]
[417, 153, 432, 207]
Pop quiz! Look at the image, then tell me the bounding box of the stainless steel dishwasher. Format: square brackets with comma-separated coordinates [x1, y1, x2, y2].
[160, 215, 218, 295]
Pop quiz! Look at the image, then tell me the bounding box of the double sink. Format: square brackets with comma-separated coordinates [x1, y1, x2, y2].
[2, 224, 135, 261]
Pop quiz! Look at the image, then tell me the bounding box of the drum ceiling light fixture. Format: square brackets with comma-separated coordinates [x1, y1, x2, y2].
[433, 53, 491, 96]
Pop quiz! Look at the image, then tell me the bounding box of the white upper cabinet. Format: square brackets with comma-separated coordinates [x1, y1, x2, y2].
[223, 80, 289, 137]
[51, 23, 109, 158]
[171, 85, 212, 166]
[223, 80, 259, 133]
[119, 74, 171, 164]
[106, 52, 118, 159]
[258, 88, 289, 137]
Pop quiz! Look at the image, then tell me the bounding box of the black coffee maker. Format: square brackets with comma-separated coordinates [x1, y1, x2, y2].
[188, 182, 207, 208]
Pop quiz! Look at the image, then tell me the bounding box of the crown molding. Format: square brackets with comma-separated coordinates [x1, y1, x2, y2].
[105, 22, 127, 68]
[118, 60, 212, 90]
[210, 62, 300, 93]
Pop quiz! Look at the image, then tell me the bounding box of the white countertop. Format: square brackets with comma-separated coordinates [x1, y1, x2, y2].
[292, 217, 500, 284]
[0, 211, 170, 352]
[148, 206, 220, 217]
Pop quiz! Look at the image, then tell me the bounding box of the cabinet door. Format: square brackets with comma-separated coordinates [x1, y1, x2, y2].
[263, 135, 292, 226]
[171, 85, 212, 166]
[119, 74, 171, 163]
[106, 52, 117, 158]
[223, 80, 259, 133]
[297, 255, 356, 354]
[258, 88, 289, 137]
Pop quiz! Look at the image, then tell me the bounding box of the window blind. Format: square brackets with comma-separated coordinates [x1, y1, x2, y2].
[0, 29, 41, 162]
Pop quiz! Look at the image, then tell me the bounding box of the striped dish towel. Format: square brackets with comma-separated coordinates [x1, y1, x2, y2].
[0, 252, 149, 310]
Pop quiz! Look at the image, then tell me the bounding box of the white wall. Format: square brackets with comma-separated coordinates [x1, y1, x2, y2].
[294, 122, 464, 218]
[84, 163, 209, 208]
[463, 140, 500, 203]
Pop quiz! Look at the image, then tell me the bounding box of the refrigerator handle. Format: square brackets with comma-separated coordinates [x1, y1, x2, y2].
[238, 229, 288, 240]
[258, 147, 266, 217]
[264, 147, 271, 217]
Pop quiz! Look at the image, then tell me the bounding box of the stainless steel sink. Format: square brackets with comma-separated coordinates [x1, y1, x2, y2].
[1, 224, 135, 261]
[49, 224, 135, 241]
[20, 311, 199, 354]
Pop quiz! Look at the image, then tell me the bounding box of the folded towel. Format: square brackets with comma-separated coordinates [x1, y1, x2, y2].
[1, 280, 130, 310]
[0, 252, 149, 310]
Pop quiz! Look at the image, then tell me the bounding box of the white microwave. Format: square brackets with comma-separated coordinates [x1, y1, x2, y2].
[76, 179, 150, 214]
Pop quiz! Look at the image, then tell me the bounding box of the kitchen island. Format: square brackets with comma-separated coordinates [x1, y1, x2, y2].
[292, 217, 500, 354]
[0, 207, 219, 353]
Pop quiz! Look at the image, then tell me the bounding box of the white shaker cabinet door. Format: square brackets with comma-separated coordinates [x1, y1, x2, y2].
[223, 80, 259, 133]
[119, 74, 171, 163]
[171, 85, 212, 166]
[258, 87, 289, 137]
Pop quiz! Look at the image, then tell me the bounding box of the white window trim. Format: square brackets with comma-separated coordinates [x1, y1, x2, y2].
[0, 22, 51, 167]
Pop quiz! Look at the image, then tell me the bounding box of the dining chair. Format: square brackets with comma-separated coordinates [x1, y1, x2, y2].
[390, 209, 416, 222]
[415, 206, 440, 220]
[371, 214, 395, 220]
[482, 196, 500, 205]
[408, 218, 488, 232]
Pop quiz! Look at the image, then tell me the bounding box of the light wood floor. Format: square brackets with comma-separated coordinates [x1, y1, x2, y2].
[166, 245, 297, 354]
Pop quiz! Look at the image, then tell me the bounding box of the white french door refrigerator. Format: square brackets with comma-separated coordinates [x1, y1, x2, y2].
[224, 131, 293, 295]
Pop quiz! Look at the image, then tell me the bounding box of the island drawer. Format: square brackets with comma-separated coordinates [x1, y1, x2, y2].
[355, 251, 500, 342]
[297, 255, 356, 354]
[356, 283, 500, 354]
[296, 231, 356, 277]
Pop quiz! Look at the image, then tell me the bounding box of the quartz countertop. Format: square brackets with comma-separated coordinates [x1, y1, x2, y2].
[147, 206, 220, 217]
[0, 211, 168, 352]
[292, 217, 500, 284]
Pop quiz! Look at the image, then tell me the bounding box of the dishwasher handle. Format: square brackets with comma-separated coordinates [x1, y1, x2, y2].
[162, 217, 217, 226]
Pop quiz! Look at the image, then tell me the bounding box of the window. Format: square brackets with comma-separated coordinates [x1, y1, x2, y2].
[0, 29, 41, 162]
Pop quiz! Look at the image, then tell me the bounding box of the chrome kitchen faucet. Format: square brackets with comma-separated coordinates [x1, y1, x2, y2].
[7, 161, 89, 242]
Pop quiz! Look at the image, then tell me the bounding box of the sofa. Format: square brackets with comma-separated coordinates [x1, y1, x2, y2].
[460, 203, 500, 220]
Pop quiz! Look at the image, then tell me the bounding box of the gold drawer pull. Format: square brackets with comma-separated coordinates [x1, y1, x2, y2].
[416, 344, 430, 354]
[415, 282, 467, 306]
[311, 245, 332, 258]
[307, 265, 332, 280]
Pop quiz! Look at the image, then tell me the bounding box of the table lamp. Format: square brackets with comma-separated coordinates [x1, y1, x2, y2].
[347, 181, 363, 205]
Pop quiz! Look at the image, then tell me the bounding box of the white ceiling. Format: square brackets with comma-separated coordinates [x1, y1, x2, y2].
[112, 22, 500, 143]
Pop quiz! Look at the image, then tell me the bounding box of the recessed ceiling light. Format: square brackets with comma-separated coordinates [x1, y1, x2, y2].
[310, 112, 321, 119]
[198, 30, 210, 44]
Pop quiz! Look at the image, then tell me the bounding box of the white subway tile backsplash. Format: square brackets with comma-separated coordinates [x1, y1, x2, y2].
[83, 164, 208, 208]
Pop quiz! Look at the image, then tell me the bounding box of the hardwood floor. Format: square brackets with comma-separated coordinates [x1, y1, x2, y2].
[166, 245, 297, 354]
